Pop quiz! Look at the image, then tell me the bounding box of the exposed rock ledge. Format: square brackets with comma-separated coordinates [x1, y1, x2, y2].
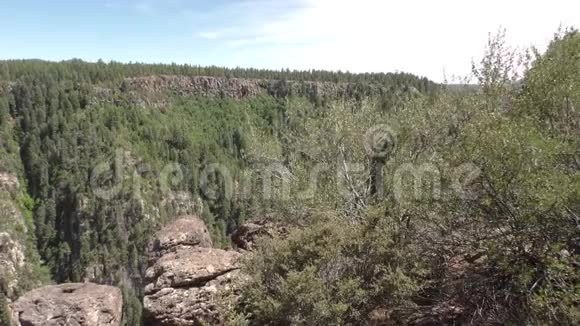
[107, 75, 392, 108]
[231, 219, 289, 251]
[147, 217, 213, 262]
[9, 283, 123, 326]
[143, 216, 241, 326]
[0, 233, 26, 298]
[0, 173, 29, 299]
[124, 75, 386, 100]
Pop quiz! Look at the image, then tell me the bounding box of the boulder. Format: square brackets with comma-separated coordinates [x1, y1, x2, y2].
[144, 247, 240, 294]
[147, 216, 213, 262]
[10, 283, 123, 326]
[144, 271, 240, 326]
[143, 216, 241, 326]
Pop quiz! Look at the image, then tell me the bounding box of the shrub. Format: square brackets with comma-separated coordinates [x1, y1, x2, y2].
[0, 292, 10, 326]
[236, 211, 428, 325]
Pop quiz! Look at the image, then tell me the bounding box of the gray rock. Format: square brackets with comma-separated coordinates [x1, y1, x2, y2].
[144, 271, 240, 326]
[0, 173, 19, 193]
[144, 247, 240, 295]
[0, 233, 25, 298]
[143, 216, 241, 326]
[10, 283, 123, 326]
[147, 216, 213, 263]
[109, 75, 388, 108]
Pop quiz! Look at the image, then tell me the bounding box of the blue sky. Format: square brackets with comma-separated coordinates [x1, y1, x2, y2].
[1, 0, 578, 81]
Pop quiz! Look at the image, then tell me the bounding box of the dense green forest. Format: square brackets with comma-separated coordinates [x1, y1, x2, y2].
[0, 58, 435, 324]
[0, 28, 579, 325]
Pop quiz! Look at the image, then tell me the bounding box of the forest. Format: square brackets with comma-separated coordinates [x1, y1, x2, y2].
[0, 28, 578, 325]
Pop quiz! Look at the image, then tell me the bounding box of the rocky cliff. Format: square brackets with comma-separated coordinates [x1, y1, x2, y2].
[124, 75, 386, 99]
[5, 74, 414, 111]
[111, 75, 393, 108]
[143, 216, 241, 325]
[0, 173, 43, 300]
[5, 72, 419, 111]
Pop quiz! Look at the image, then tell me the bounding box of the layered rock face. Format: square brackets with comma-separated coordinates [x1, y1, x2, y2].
[0, 233, 25, 299]
[0, 173, 28, 299]
[143, 216, 241, 326]
[125, 76, 264, 99]
[9, 283, 123, 326]
[121, 75, 388, 107]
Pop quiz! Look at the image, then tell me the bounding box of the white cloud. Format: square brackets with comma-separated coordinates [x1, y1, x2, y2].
[192, 0, 579, 81]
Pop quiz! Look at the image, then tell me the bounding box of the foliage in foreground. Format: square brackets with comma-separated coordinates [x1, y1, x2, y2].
[229, 29, 579, 325]
[0, 292, 10, 326]
[238, 212, 426, 325]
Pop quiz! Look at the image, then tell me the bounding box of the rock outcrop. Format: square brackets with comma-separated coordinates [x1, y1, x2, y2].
[145, 247, 239, 294]
[0, 233, 25, 298]
[0, 81, 13, 97]
[0, 173, 19, 193]
[117, 75, 389, 108]
[143, 216, 241, 326]
[9, 283, 123, 326]
[125, 75, 264, 100]
[231, 220, 289, 251]
[147, 217, 213, 259]
[0, 173, 28, 299]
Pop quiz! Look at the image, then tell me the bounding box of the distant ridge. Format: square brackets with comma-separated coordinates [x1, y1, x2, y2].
[0, 59, 437, 91]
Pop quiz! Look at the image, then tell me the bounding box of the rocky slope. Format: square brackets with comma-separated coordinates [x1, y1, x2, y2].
[94, 75, 401, 108]
[0, 174, 25, 299]
[9, 283, 123, 326]
[124, 75, 387, 100]
[143, 216, 241, 325]
[0, 172, 49, 303]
